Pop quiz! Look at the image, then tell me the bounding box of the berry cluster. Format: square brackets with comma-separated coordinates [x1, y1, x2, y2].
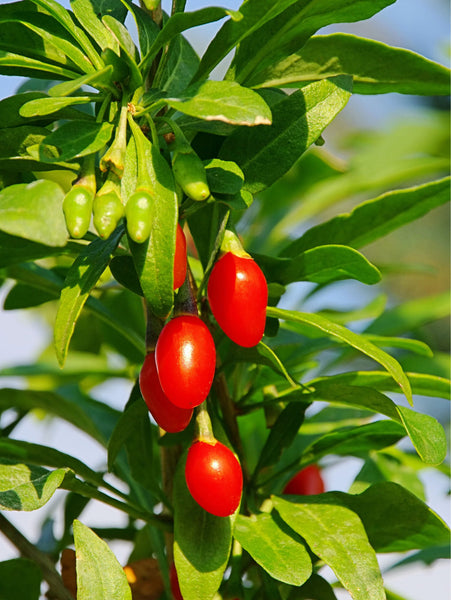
[138, 224, 268, 520]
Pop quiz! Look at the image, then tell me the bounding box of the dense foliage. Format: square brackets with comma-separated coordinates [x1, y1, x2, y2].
[0, 1, 449, 599]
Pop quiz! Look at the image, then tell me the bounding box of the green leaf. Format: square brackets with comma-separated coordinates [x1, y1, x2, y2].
[5, 262, 145, 357]
[362, 335, 433, 357]
[273, 494, 386, 600]
[303, 420, 406, 460]
[0, 387, 114, 445]
[122, 0, 159, 58]
[70, 0, 125, 52]
[102, 15, 142, 89]
[219, 76, 352, 194]
[54, 229, 123, 366]
[294, 573, 339, 600]
[20, 95, 96, 118]
[37, 121, 114, 162]
[127, 137, 177, 318]
[48, 66, 114, 96]
[108, 386, 157, 493]
[0, 91, 94, 128]
[254, 402, 307, 479]
[234, 513, 312, 586]
[0, 558, 42, 600]
[267, 307, 413, 405]
[29, 0, 103, 69]
[194, 0, 306, 81]
[159, 34, 200, 96]
[165, 80, 271, 127]
[0, 438, 105, 489]
[365, 290, 451, 336]
[255, 245, 381, 285]
[3, 282, 56, 309]
[305, 379, 447, 465]
[0, 180, 68, 247]
[0, 49, 81, 81]
[140, 6, 240, 75]
[204, 158, 244, 195]
[73, 520, 132, 600]
[173, 453, 233, 600]
[345, 482, 451, 553]
[388, 545, 450, 570]
[230, 0, 396, 85]
[0, 461, 67, 511]
[0, 11, 96, 75]
[281, 177, 451, 256]
[248, 33, 451, 95]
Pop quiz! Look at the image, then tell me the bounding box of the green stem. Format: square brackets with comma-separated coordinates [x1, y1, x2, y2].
[194, 402, 215, 442]
[0, 513, 74, 600]
[100, 100, 130, 176]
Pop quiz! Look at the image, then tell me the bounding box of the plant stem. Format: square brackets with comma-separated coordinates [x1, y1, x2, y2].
[0, 513, 74, 600]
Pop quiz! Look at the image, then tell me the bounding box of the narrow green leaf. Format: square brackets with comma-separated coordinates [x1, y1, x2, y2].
[365, 290, 451, 336]
[0, 558, 42, 600]
[204, 158, 244, 195]
[173, 453, 233, 600]
[108, 386, 157, 493]
[0, 180, 67, 247]
[0, 12, 96, 75]
[304, 420, 406, 460]
[230, 0, 396, 84]
[0, 439, 105, 489]
[388, 545, 450, 570]
[273, 494, 386, 600]
[249, 33, 451, 95]
[38, 121, 114, 162]
[159, 34, 200, 96]
[281, 177, 451, 256]
[194, 0, 305, 81]
[219, 76, 352, 194]
[165, 80, 271, 126]
[255, 245, 381, 285]
[267, 306, 413, 405]
[102, 15, 143, 89]
[0, 388, 114, 445]
[294, 573, 339, 600]
[29, 0, 103, 68]
[73, 520, 132, 600]
[306, 379, 447, 464]
[362, 335, 433, 357]
[0, 461, 67, 511]
[54, 230, 123, 366]
[0, 91, 94, 128]
[234, 513, 312, 586]
[127, 137, 177, 318]
[346, 482, 451, 553]
[70, 0, 123, 52]
[254, 403, 307, 477]
[140, 6, 240, 75]
[20, 95, 96, 118]
[122, 0, 159, 58]
[48, 66, 114, 96]
[0, 49, 80, 82]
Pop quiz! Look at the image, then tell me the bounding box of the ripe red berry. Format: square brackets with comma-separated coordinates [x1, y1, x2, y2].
[283, 465, 325, 496]
[139, 351, 193, 433]
[155, 315, 216, 409]
[207, 252, 268, 347]
[185, 440, 243, 517]
[170, 563, 184, 600]
[174, 223, 187, 290]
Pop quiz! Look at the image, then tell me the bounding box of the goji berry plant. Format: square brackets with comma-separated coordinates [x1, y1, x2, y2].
[0, 1, 449, 599]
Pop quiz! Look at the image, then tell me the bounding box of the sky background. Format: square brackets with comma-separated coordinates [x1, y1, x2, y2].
[0, 1, 450, 599]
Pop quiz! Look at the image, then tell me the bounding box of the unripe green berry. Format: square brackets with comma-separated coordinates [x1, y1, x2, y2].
[172, 151, 210, 202]
[63, 185, 94, 239]
[125, 190, 154, 243]
[93, 191, 124, 239]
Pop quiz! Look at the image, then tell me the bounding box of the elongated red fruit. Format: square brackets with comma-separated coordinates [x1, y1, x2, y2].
[207, 252, 268, 347]
[139, 351, 193, 433]
[283, 465, 325, 495]
[155, 315, 216, 409]
[185, 440, 242, 517]
[174, 223, 187, 290]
